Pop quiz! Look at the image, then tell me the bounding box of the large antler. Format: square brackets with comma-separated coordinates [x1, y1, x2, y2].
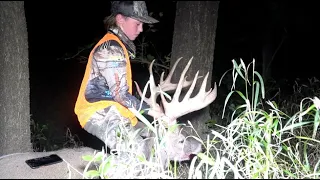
[158, 57, 199, 92]
[160, 60, 217, 123]
[135, 57, 217, 125]
[134, 57, 200, 112]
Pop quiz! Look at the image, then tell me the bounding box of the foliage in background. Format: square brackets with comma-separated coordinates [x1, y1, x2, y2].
[30, 118, 48, 151]
[31, 118, 83, 152]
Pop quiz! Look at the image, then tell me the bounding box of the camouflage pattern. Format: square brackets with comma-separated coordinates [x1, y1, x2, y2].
[131, 1, 158, 24]
[83, 27, 149, 150]
[110, 1, 158, 24]
[84, 106, 150, 150]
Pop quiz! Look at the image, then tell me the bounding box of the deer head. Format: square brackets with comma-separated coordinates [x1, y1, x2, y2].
[134, 57, 217, 164]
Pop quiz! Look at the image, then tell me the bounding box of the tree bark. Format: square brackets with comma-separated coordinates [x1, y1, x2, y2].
[0, 1, 31, 154]
[170, 1, 219, 140]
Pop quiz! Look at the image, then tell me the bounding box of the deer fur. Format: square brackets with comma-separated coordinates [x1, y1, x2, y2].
[129, 120, 203, 169]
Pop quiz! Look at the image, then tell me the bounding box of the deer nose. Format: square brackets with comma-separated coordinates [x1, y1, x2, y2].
[189, 153, 197, 160]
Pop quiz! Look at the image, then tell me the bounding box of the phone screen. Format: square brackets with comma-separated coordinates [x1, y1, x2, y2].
[25, 154, 63, 169]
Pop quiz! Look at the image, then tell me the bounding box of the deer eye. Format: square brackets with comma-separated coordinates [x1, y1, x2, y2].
[178, 139, 184, 144]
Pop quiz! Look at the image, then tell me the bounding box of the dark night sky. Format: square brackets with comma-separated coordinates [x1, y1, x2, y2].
[23, 1, 320, 149]
[24, 1, 320, 79]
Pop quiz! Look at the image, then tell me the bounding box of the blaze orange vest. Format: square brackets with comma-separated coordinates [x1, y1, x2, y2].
[74, 33, 138, 128]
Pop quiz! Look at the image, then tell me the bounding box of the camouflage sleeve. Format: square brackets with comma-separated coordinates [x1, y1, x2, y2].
[92, 40, 150, 112]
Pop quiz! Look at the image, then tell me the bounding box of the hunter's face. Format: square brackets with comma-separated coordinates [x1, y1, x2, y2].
[117, 15, 143, 40]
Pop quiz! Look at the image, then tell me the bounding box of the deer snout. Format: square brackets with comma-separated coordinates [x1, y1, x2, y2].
[181, 136, 203, 161]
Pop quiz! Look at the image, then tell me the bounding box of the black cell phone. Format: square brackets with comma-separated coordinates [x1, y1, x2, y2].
[25, 154, 63, 169]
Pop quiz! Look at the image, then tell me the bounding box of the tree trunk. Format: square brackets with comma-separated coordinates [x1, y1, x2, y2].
[0, 1, 31, 154]
[170, 1, 219, 140]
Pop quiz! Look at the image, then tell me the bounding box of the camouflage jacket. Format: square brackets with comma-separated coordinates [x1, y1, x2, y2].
[84, 27, 149, 115]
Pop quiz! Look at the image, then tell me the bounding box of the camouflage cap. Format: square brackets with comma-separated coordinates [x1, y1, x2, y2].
[110, 1, 159, 24]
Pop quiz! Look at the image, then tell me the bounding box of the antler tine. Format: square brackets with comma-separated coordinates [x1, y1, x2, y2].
[183, 70, 200, 100]
[148, 60, 158, 107]
[183, 71, 217, 113]
[135, 59, 165, 119]
[158, 57, 183, 92]
[159, 56, 202, 92]
[133, 59, 159, 107]
[134, 81, 152, 109]
[189, 72, 217, 112]
[134, 60, 161, 110]
[160, 58, 192, 106]
[161, 67, 218, 122]
[171, 58, 193, 102]
[160, 57, 183, 84]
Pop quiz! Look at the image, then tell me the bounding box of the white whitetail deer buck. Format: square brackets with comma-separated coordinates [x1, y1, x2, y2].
[0, 57, 217, 179]
[133, 56, 217, 167]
